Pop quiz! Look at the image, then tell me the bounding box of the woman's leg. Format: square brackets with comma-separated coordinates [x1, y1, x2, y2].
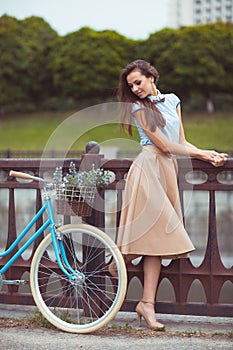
[135, 256, 164, 330]
[109, 254, 139, 277]
[142, 255, 161, 302]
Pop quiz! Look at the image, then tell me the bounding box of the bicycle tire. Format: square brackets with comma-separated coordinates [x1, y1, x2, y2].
[30, 224, 127, 333]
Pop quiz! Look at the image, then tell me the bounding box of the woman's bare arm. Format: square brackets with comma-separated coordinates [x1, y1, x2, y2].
[134, 108, 228, 167]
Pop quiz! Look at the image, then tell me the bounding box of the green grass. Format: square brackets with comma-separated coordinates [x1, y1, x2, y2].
[182, 112, 233, 151]
[0, 111, 70, 150]
[0, 110, 232, 153]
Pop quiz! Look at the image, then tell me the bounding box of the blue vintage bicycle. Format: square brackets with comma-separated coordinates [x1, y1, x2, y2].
[0, 170, 127, 333]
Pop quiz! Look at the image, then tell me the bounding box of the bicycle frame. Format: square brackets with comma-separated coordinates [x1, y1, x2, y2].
[0, 193, 77, 280]
[0, 170, 128, 334]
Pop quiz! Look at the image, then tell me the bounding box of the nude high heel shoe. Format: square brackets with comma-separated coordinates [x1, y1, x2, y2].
[135, 300, 165, 331]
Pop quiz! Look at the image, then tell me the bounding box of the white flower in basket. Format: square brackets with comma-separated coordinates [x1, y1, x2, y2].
[53, 162, 112, 216]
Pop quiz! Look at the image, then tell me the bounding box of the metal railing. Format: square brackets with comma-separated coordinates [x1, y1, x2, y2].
[0, 149, 83, 158]
[0, 147, 232, 316]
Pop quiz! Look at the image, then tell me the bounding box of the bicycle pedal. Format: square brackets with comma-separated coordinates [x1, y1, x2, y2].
[2, 279, 29, 285]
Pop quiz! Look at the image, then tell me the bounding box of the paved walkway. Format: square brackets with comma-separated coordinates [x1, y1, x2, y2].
[0, 304, 232, 349]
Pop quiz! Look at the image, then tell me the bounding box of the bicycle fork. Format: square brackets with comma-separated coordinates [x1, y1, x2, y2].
[53, 226, 86, 285]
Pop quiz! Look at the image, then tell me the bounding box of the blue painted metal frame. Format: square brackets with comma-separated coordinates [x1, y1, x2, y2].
[0, 197, 74, 279]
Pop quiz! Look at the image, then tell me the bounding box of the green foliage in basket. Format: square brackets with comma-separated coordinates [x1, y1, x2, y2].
[53, 161, 112, 189]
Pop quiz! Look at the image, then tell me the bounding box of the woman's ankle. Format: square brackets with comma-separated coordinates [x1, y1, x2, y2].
[140, 299, 155, 305]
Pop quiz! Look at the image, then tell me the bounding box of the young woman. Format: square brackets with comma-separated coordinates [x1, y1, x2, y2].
[111, 59, 228, 331]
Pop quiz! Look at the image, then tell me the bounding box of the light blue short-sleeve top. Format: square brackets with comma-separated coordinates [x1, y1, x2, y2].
[132, 91, 181, 146]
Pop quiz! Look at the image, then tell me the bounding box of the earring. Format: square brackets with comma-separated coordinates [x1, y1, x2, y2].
[151, 81, 157, 96]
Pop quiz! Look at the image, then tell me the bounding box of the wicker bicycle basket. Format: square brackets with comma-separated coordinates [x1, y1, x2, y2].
[56, 186, 97, 217]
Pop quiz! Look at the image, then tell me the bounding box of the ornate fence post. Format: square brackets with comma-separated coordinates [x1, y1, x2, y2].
[81, 141, 105, 229]
[81, 142, 106, 316]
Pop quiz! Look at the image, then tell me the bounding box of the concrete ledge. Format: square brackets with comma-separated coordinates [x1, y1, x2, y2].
[0, 303, 232, 334]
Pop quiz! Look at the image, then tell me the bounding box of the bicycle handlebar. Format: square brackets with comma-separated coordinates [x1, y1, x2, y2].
[10, 170, 32, 179]
[9, 170, 45, 183]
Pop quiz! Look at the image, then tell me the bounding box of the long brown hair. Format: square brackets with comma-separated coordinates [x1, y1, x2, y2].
[117, 59, 165, 136]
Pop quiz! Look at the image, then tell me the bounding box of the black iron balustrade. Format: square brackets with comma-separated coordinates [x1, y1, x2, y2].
[0, 147, 232, 316]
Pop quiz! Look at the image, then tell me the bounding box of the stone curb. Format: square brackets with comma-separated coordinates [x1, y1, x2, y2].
[0, 303, 232, 335]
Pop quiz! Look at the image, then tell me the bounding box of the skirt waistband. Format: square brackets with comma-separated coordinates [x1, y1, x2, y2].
[142, 145, 176, 159]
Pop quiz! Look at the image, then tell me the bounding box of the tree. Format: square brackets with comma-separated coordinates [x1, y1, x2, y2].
[50, 27, 140, 104]
[144, 28, 182, 94]
[0, 15, 232, 113]
[20, 16, 58, 102]
[146, 23, 233, 112]
[0, 15, 57, 112]
[0, 15, 25, 110]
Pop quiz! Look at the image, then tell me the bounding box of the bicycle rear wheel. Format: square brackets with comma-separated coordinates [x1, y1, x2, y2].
[30, 224, 127, 333]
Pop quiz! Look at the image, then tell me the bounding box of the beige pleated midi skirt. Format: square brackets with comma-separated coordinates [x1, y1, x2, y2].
[117, 146, 195, 259]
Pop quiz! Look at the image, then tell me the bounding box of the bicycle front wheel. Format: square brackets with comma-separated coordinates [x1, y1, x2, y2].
[30, 224, 127, 333]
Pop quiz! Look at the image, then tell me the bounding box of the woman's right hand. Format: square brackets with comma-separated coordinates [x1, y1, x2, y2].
[201, 150, 229, 167]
